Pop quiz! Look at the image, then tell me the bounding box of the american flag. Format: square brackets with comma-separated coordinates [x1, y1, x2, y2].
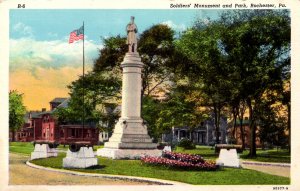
[69, 26, 84, 43]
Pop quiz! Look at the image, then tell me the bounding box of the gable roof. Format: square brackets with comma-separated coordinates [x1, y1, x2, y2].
[57, 98, 70, 108]
[50, 97, 68, 104]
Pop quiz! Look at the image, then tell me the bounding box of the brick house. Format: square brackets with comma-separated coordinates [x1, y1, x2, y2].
[227, 118, 262, 148]
[13, 97, 108, 146]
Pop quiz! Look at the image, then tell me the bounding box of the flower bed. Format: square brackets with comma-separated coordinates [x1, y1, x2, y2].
[141, 151, 218, 171]
[163, 151, 205, 164]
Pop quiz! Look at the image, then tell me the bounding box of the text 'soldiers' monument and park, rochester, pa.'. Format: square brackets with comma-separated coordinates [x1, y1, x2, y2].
[97, 16, 162, 159]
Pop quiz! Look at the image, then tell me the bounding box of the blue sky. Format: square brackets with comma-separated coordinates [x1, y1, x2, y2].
[9, 9, 222, 110]
[10, 9, 221, 42]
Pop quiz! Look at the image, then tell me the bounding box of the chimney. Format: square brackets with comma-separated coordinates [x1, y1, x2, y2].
[42, 108, 46, 112]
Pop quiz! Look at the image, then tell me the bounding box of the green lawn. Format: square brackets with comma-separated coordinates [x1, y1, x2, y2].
[9, 142, 103, 154]
[175, 145, 218, 159]
[240, 149, 290, 163]
[175, 145, 290, 163]
[10, 142, 290, 163]
[9, 142, 34, 155]
[9, 142, 290, 185]
[31, 153, 290, 185]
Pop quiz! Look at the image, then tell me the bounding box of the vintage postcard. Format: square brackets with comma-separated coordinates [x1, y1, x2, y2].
[0, 0, 299, 191]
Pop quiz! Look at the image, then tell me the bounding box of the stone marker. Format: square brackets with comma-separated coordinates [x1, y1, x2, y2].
[97, 16, 162, 159]
[216, 148, 241, 168]
[63, 147, 98, 168]
[163, 146, 172, 152]
[31, 144, 58, 160]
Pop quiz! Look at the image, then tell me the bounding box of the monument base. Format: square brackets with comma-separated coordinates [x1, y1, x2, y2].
[97, 148, 162, 159]
[216, 148, 241, 168]
[63, 147, 98, 168]
[31, 144, 58, 160]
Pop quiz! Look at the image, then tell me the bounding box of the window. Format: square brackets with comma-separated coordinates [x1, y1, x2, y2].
[71, 129, 75, 137]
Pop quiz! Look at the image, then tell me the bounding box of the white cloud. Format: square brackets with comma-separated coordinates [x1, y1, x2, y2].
[47, 32, 58, 38]
[13, 22, 34, 37]
[161, 20, 186, 31]
[9, 38, 103, 76]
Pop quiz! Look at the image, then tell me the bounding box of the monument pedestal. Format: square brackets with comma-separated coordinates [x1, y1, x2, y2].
[31, 144, 58, 160]
[216, 149, 241, 168]
[97, 119, 162, 159]
[97, 51, 162, 159]
[63, 147, 98, 168]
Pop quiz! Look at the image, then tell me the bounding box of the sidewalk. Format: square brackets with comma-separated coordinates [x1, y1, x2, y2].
[241, 160, 290, 178]
[9, 153, 155, 185]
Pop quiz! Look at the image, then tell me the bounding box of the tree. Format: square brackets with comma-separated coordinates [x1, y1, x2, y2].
[150, 78, 209, 143]
[176, 10, 290, 153]
[98, 103, 120, 136]
[138, 24, 175, 97]
[281, 80, 290, 151]
[219, 10, 290, 156]
[9, 90, 26, 142]
[53, 70, 121, 127]
[176, 21, 232, 144]
[257, 96, 288, 149]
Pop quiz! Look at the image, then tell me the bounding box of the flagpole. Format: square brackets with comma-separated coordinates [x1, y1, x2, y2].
[82, 21, 85, 140]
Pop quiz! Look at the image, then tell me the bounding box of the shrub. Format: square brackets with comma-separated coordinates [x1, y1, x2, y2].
[177, 138, 196, 149]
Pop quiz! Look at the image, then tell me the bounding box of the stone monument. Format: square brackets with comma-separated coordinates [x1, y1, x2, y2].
[62, 143, 98, 168]
[63, 146, 98, 168]
[216, 149, 241, 168]
[31, 143, 58, 160]
[97, 16, 162, 159]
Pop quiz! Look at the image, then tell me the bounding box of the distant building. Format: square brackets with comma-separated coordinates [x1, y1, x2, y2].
[227, 118, 262, 148]
[161, 116, 228, 145]
[49, 97, 68, 110]
[15, 112, 34, 142]
[13, 97, 99, 145]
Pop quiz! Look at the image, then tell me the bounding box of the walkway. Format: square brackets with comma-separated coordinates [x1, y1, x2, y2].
[241, 160, 290, 178]
[9, 153, 153, 185]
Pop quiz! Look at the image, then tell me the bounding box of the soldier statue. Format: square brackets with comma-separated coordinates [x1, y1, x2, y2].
[126, 16, 138, 53]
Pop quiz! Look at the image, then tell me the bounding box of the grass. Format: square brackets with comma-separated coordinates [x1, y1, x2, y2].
[9, 142, 34, 155]
[175, 145, 218, 159]
[10, 142, 290, 163]
[9, 142, 290, 185]
[31, 153, 290, 185]
[9, 142, 103, 154]
[240, 149, 290, 163]
[175, 145, 290, 163]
